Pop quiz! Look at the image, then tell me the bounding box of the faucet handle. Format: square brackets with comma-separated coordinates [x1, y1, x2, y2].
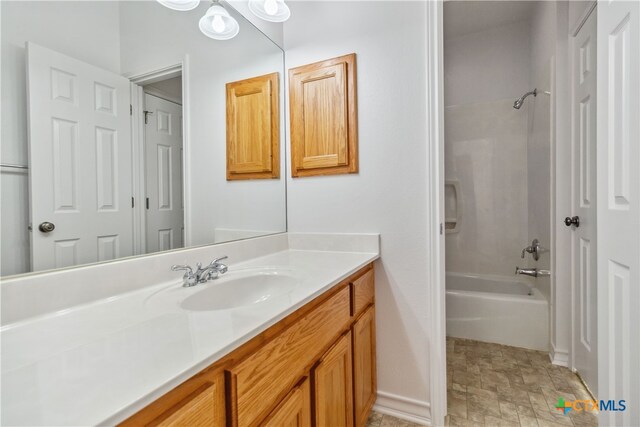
[209, 256, 228, 265]
[171, 264, 193, 273]
[171, 265, 198, 287]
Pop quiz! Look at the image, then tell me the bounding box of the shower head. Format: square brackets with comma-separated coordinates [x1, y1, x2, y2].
[513, 88, 537, 109]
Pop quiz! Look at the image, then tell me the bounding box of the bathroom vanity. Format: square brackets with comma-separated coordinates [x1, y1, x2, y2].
[1, 233, 379, 426]
[122, 264, 376, 427]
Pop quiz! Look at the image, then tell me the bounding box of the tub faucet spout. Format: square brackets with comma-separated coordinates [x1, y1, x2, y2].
[515, 266, 550, 278]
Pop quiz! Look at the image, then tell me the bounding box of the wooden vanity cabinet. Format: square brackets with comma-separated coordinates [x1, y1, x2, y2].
[352, 306, 377, 427]
[262, 377, 311, 427]
[313, 331, 354, 427]
[121, 264, 376, 427]
[120, 370, 225, 427]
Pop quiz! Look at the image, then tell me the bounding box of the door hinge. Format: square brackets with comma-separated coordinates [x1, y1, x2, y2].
[146, 197, 150, 210]
[130, 104, 133, 115]
[440, 223, 444, 235]
[131, 197, 134, 208]
[144, 110, 153, 124]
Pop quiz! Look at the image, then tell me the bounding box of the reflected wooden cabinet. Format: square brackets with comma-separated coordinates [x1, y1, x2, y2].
[314, 331, 354, 427]
[226, 72, 279, 180]
[122, 264, 376, 427]
[289, 54, 358, 177]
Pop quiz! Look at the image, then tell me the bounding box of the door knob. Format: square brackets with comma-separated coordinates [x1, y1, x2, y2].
[564, 216, 580, 227]
[38, 222, 55, 233]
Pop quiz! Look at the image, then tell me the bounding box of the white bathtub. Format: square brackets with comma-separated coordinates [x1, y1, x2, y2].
[446, 272, 549, 351]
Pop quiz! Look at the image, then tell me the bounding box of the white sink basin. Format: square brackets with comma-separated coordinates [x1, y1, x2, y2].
[181, 270, 299, 311]
[146, 268, 303, 312]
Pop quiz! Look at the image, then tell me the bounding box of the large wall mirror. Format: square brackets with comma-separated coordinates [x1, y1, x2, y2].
[1, 1, 286, 277]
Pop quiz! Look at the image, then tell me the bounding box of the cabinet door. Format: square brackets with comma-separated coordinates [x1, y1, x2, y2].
[289, 54, 357, 177]
[313, 331, 354, 427]
[121, 372, 224, 427]
[157, 382, 220, 427]
[262, 377, 311, 427]
[227, 287, 350, 427]
[226, 72, 279, 180]
[353, 306, 377, 427]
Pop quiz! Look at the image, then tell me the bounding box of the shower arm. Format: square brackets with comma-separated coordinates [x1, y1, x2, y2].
[513, 88, 538, 109]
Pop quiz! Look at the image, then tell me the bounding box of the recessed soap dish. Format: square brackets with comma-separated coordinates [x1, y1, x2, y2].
[445, 180, 461, 234]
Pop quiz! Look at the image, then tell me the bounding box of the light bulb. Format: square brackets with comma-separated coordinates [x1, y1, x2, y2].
[212, 14, 226, 33]
[264, 0, 278, 16]
[248, 0, 290, 22]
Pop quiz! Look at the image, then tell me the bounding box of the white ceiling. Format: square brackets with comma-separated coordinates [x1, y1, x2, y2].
[444, 1, 537, 40]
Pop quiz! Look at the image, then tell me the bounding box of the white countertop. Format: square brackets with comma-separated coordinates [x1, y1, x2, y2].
[1, 248, 378, 426]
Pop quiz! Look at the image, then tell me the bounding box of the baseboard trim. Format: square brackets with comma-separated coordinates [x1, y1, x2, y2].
[549, 344, 569, 367]
[373, 391, 431, 426]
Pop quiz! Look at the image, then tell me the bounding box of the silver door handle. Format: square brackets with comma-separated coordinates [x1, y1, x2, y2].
[38, 222, 55, 233]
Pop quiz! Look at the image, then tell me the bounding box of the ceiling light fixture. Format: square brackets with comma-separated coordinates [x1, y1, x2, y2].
[157, 0, 200, 12]
[199, 1, 240, 40]
[248, 0, 290, 23]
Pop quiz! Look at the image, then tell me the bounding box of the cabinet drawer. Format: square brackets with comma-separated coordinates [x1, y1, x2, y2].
[228, 286, 350, 427]
[351, 268, 374, 316]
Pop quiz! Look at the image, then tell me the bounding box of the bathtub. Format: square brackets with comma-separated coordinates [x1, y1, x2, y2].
[446, 272, 549, 351]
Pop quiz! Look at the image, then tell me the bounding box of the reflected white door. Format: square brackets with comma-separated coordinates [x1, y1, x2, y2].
[144, 93, 184, 253]
[27, 42, 133, 271]
[570, 10, 598, 395]
[597, 1, 640, 425]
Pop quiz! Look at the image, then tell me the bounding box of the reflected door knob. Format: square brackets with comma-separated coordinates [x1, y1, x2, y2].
[564, 216, 580, 228]
[38, 221, 55, 233]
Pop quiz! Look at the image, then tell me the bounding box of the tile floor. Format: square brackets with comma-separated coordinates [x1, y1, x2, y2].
[445, 337, 598, 426]
[366, 411, 423, 427]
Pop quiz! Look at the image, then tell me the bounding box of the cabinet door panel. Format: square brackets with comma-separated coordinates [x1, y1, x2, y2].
[262, 377, 311, 427]
[228, 286, 350, 427]
[353, 306, 377, 427]
[226, 72, 279, 180]
[313, 331, 354, 427]
[289, 54, 357, 177]
[121, 372, 224, 427]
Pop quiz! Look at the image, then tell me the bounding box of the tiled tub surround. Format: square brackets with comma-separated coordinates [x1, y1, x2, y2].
[0, 233, 379, 426]
[446, 337, 598, 427]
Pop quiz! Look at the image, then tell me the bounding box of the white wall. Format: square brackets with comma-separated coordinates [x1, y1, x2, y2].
[0, 1, 122, 276]
[444, 20, 531, 107]
[119, 1, 286, 247]
[283, 1, 431, 419]
[444, 21, 532, 279]
[144, 76, 183, 103]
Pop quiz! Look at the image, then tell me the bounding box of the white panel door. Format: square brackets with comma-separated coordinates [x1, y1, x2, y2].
[144, 93, 184, 253]
[597, 1, 640, 425]
[27, 42, 133, 271]
[570, 10, 598, 395]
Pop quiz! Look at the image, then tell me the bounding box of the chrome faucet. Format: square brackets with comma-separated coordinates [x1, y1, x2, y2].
[521, 238, 542, 261]
[515, 266, 550, 278]
[171, 256, 228, 287]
